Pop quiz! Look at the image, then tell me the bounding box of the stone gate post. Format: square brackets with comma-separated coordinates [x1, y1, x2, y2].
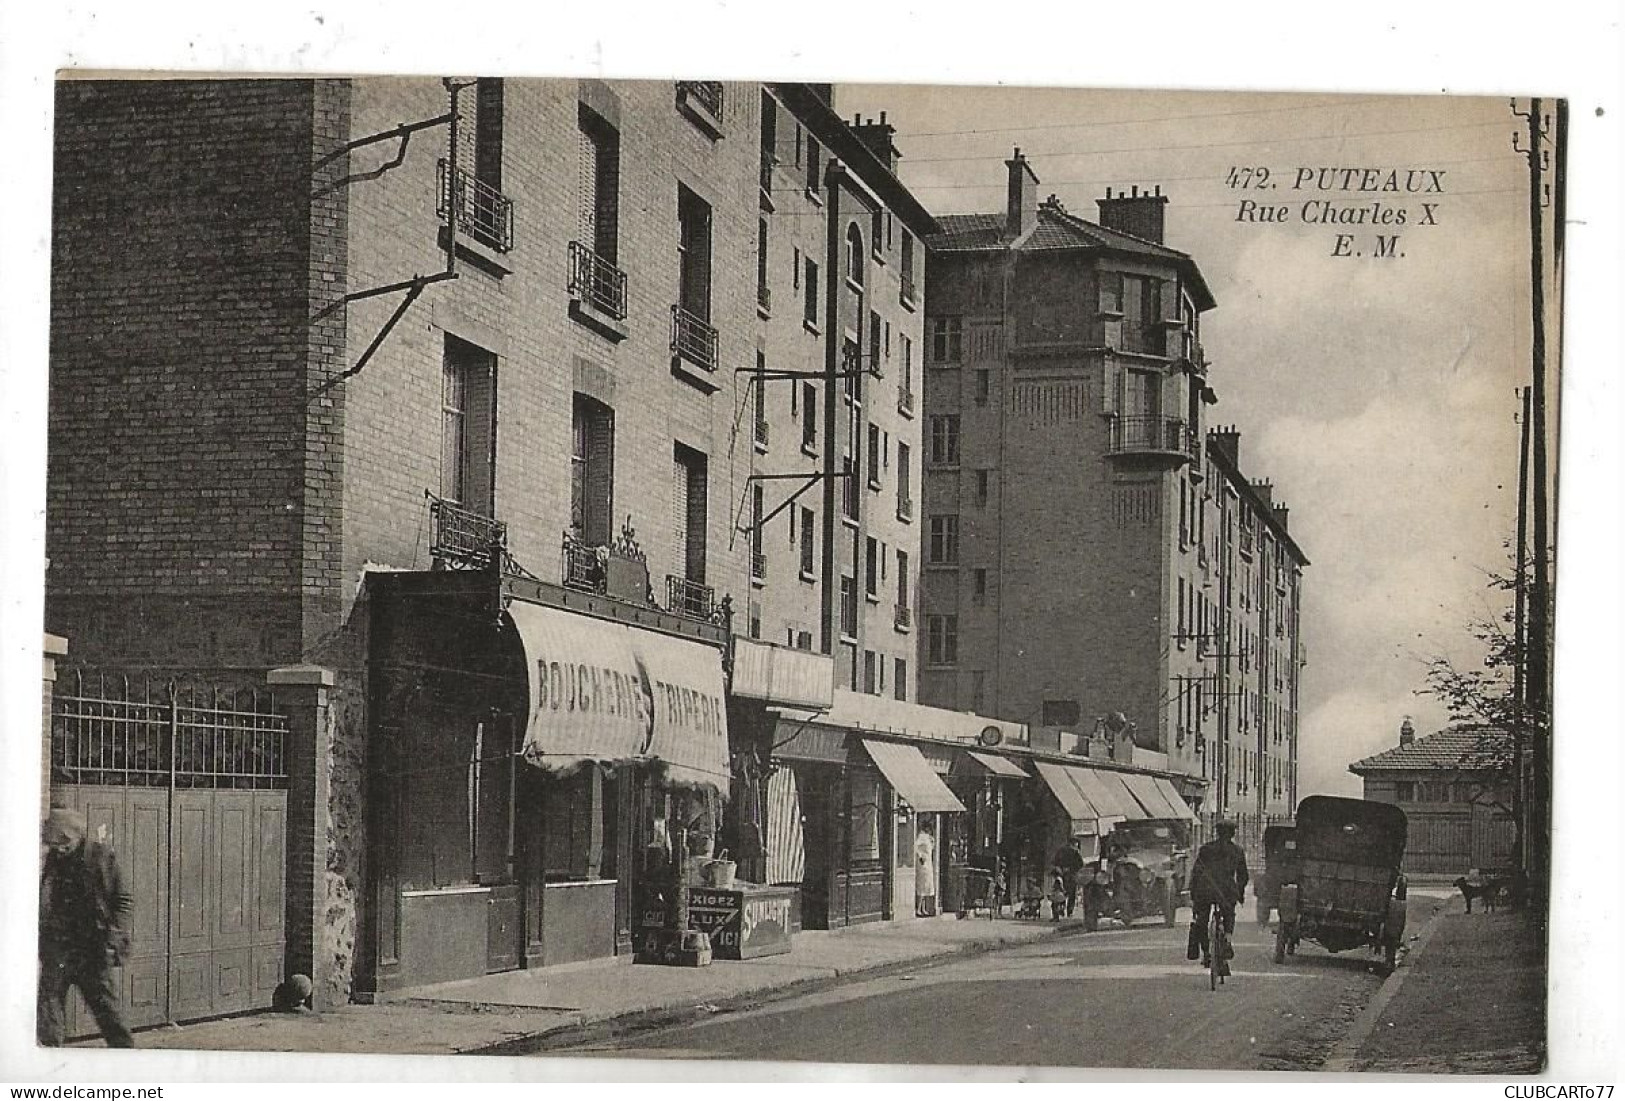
[269, 664, 335, 1008]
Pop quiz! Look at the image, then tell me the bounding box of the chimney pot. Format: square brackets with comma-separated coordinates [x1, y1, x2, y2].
[1399, 716, 1416, 746]
[1005, 148, 1041, 239]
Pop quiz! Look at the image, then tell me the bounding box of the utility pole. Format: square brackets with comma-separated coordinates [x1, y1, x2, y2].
[1513, 386, 1529, 873]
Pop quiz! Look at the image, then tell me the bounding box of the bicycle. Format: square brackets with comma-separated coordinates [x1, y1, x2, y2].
[1208, 903, 1232, 991]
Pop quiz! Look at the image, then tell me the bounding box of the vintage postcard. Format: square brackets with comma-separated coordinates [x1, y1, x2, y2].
[4, 6, 1615, 1086]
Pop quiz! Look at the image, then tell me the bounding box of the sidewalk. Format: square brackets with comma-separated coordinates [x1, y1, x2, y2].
[86, 913, 1084, 1056]
[1348, 901, 1546, 1073]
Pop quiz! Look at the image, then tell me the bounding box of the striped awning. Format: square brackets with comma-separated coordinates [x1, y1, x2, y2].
[967, 751, 1029, 779]
[1122, 772, 1187, 820]
[860, 739, 966, 813]
[1034, 762, 1126, 836]
[1153, 777, 1198, 822]
[1075, 767, 1148, 821]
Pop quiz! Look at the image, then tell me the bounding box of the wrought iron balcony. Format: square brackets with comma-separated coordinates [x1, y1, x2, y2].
[1108, 415, 1195, 458]
[568, 241, 628, 321]
[897, 387, 915, 416]
[758, 283, 771, 314]
[677, 81, 724, 119]
[667, 574, 717, 621]
[562, 532, 609, 594]
[437, 159, 514, 254]
[894, 603, 912, 630]
[671, 304, 719, 372]
[428, 492, 507, 570]
[751, 551, 767, 581]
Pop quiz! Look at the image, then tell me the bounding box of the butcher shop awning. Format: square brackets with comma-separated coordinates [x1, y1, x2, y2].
[1034, 762, 1126, 836]
[509, 601, 730, 791]
[860, 739, 966, 814]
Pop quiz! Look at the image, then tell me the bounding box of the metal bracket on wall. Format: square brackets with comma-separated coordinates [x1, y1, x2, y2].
[729, 470, 852, 548]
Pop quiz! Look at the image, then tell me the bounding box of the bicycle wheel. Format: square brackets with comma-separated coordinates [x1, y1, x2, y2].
[1209, 909, 1222, 991]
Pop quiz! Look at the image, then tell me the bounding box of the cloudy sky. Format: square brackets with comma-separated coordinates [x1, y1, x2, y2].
[837, 85, 1535, 796]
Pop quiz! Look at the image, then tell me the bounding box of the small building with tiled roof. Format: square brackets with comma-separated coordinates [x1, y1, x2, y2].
[1349, 719, 1515, 875]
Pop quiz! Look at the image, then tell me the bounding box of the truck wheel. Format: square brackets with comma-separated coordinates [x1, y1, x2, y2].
[1273, 922, 1289, 964]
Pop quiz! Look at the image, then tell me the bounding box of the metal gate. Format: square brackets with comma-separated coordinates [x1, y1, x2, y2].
[49, 673, 289, 1033]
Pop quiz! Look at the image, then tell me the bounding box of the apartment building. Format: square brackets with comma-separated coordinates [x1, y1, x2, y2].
[915, 152, 1307, 816]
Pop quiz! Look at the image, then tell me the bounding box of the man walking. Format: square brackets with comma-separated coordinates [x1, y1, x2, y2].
[1052, 836, 1086, 917]
[38, 807, 135, 1048]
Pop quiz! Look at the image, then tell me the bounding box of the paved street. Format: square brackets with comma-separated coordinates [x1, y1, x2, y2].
[545, 913, 1391, 1070]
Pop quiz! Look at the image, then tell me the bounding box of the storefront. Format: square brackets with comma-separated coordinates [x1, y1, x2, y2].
[357, 572, 731, 995]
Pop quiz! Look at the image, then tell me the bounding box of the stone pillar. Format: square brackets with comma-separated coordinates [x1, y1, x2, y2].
[42, 634, 68, 814]
[269, 664, 335, 1008]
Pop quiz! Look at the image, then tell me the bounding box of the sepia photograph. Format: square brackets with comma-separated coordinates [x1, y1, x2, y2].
[2, 1, 1620, 1088]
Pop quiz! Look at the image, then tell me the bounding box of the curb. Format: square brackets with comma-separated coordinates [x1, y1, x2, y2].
[1320, 898, 1452, 1072]
[462, 920, 1091, 1057]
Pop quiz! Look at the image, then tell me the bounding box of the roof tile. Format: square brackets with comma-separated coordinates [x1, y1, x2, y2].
[1349, 725, 1508, 772]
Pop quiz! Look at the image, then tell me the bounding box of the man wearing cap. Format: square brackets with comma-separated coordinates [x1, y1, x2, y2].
[1186, 819, 1250, 972]
[38, 808, 135, 1047]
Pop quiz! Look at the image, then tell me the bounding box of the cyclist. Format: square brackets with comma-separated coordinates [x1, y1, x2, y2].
[1186, 820, 1250, 973]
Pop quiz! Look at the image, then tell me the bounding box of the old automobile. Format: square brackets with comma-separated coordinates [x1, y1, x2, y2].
[1274, 795, 1408, 973]
[1081, 820, 1190, 931]
[1256, 823, 1298, 925]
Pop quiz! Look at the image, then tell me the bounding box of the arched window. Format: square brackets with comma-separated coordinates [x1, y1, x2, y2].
[846, 224, 865, 286]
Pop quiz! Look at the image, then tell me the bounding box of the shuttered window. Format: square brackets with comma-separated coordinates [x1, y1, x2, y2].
[673, 443, 708, 583]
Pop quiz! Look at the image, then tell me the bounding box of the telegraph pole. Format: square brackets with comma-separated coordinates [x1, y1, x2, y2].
[1513, 386, 1529, 873]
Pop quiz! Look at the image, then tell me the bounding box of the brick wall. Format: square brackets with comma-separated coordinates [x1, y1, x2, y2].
[47, 79, 347, 670]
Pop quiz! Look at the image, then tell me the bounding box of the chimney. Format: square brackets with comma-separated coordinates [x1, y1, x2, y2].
[1005, 147, 1040, 240]
[1097, 184, 1170, 244]
[1252, 480, 1274, 511]
[1207, 424, 1240, 467]
[849, 111, 901, 173]
[1399, 716, 1416, 746]
[1272, 504, 1291, 531]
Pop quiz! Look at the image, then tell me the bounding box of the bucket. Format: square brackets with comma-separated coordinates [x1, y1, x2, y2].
[702, 859, 737, 889]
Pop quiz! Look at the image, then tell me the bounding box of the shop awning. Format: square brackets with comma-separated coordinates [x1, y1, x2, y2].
[1153, 777, 1198, 822]
[1074, 767, 1148, 821]
[731, 638, 834, 709]
[967, 751, 1029, 779]
[860, 739, 966, 813]
[1122, 772, 1186, 820]
[1034, 762, 1125, 836]
[509, 601, 730, 791]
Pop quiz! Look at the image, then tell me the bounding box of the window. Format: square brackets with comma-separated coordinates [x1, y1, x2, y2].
[846, 224, 865, 286]
[930, 316, 963, 362]
[900, 232, 917, 304]
[929, 515, 959, 564]
[840, 576, 857, 638]
[804, 256, 820, 327]
[801, 381, 818, 452]
[900, 335, 912, 395]
[848, 772, 879, 861]
[974, 368, 990, 405]
[927, 615, 959, 665]
[974, 468, 990, 507]
[441, 335, 495, 515]
[896, 442, 912, 518]
[806, 137, 821, 196]
[673, 443, 708, 583]
[929, 415, 961, 466]
[863, 650, 878, 694]
[750, 484, 765, 580]
[474, 78, 504, 189]
[1042, 699, 1080, 727]
[894, 657, 908, 701]
[867, 423, 882, 488]
[677, 185, 712, 323]
[756, 217, 770, 309]
[841, 455, 858, 521]
[869, 311, 883, 372]
[799, 506, 815, 578]
[758, 89, 776, 195]
[865, 537, 879, 599]
[753, 352, 769, 448]
[973, 568, 988, 603]
[896, 549, 909, 609]
[871, 208, 885, 258]
[577, 105, 620, 265]
[570, 395, 614, 545]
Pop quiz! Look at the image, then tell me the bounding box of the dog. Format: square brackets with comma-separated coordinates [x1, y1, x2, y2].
[1455, 874, 1508, 913]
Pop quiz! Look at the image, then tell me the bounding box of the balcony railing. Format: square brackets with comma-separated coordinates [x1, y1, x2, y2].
[897, 492, 914, 521]
[1117, 324, 1162, 356]
[897, 387, 915, 416]
[677, 81, 724, 119]
[894, 603, 912, 630]
[1108, 415, 1195, 457]
[759, 156, 774, 198]
[568, 241, 628, 321]
[671, 305, 719, 372]
[751, 551, 767, 581]
[667, 574, 717, 621]
[754, 418, 770, 448]
[758, 283, 772, 314]
[437, 159, 514, 254]
[428, 492, 507, 570]
[562, 533, 608, 593]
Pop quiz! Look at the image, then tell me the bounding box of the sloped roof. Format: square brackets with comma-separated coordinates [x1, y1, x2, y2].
[1348, 725, 1509, 773]
[926, 206, 1214, 308]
